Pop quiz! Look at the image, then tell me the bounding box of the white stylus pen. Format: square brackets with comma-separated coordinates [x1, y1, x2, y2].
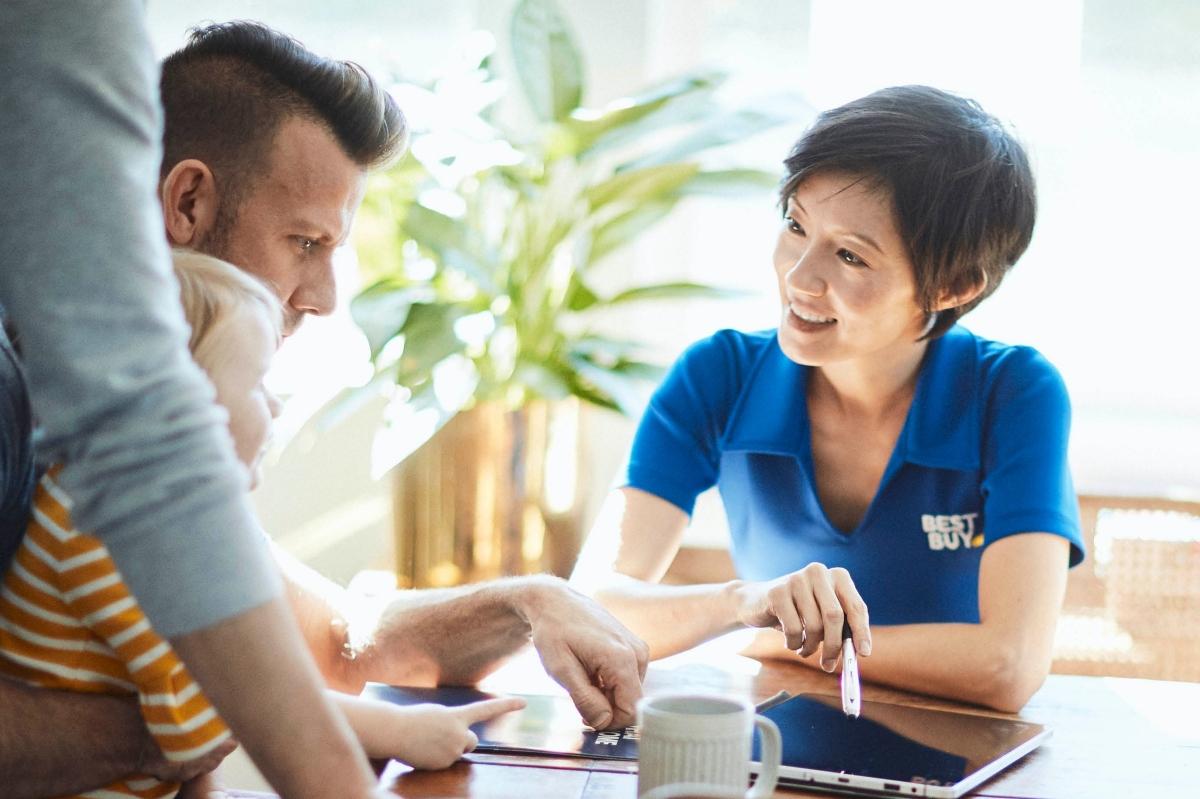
[840, 620, 861, 718]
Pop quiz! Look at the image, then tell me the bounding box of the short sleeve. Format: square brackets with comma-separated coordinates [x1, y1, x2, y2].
[980, 347, 1085, 566]
[56, 531, 232, 764]
[624, 332, 745, 515]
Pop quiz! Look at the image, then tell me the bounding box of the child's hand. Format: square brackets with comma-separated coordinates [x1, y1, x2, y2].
[356, 696, 526, 770]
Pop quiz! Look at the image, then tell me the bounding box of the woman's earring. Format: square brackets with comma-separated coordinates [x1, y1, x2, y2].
[919, 311, 939, 338]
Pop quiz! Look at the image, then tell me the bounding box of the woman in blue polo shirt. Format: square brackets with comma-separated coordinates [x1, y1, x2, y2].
[572, 86, 1084, 712]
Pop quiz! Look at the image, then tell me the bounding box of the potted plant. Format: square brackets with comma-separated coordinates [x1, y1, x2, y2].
[347, 0, 807, 586]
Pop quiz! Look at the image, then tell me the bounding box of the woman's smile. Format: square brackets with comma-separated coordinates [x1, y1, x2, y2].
[773, 171, 927, 368]
[786, 305, 837, 332]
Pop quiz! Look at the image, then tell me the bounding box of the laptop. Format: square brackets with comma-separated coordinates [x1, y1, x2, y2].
[363, 685, 1048, 797]
[750, 693, 1049, 797]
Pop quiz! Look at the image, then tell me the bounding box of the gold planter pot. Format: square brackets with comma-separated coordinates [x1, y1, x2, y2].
[390, 399, 586, 587]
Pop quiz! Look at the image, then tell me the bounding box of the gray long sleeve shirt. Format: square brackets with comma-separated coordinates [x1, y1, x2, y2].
[0, 1, 281, 636]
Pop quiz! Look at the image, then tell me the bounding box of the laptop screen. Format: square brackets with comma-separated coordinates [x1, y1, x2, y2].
[753, 693, 1046, 791]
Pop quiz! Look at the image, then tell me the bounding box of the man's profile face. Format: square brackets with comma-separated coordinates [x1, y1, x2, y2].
[201, 116, 368, 335]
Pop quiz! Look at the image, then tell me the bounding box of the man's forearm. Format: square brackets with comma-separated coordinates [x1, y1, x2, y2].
[274, 548, 542, 691]
[348, 574, 647, 730]
[352, 577, 552, 687]
[0, 677, 150, 798]
[273, 544, 363, 692]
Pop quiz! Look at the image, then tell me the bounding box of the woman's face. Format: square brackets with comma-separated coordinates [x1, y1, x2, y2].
[773, 171, 928, 369]
[202, 305, 283, 490]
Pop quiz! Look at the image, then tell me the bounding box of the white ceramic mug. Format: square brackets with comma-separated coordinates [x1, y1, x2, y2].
[636, 693, 781, 799]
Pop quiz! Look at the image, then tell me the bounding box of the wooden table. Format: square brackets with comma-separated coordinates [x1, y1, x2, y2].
[374, 637, 1200, 799]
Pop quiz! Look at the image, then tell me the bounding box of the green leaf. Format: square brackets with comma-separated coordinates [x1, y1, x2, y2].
[567, 355, 645, 415]
[513, 359, 572, 400]
[621, 96, 813, 171]
[564, 272, 601, 312]
[561, 368, 623, 412]
[510, 0, 584, 122]
[350, 282, 431, 359]
[569, 347, 665, 381]
[395, 303, 469, 384]
[608, 358, 666, 381]
[583, 163, 700, 210]
[548, 71, 724, 158]
[401, 204, 498, 292]
[603, 282, 748, 306]
[588, 200, 677, 263]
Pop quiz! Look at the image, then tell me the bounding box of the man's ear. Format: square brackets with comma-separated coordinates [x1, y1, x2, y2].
[933, 271, 989, 312]
[160, 159, 220, 247]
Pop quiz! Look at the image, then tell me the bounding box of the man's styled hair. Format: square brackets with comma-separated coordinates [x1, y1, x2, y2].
[172, 249, 282, 372]
[160, 20, 407, 232]
[779, 85, 1036, 339]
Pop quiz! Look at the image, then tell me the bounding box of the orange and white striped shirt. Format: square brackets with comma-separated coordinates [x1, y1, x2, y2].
[0, 468, 230, 799]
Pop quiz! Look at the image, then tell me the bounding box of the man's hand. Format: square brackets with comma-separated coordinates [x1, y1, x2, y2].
[337, 574, 648, 728]
[519, 577, 649, 730]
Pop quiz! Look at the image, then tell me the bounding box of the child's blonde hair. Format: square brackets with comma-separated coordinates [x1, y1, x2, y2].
[170, 248, 282, 370]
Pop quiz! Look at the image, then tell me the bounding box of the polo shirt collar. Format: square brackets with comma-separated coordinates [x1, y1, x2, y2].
[721, 326, 981, 472]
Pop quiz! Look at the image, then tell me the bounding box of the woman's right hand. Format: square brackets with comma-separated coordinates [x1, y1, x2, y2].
[731, 563, 872, 671]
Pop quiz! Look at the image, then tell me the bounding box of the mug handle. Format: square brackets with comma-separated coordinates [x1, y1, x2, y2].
[746, 715, 781, 799]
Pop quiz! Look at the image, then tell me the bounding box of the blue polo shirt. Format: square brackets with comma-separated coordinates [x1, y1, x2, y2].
[625, 326, 1084, 626]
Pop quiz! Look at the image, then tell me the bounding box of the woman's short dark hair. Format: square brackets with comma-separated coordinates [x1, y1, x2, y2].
[779, 85, 1036, 339]
[160, 20, 406, 220]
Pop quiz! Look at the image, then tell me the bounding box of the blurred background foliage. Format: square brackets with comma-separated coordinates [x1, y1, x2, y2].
[346, 0, 808, 474]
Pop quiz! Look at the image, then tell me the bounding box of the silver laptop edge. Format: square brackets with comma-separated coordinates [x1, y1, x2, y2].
[752, 725, 1051, 798]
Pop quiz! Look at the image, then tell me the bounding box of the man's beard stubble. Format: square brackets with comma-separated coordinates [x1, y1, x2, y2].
[195, 202, 305, 336]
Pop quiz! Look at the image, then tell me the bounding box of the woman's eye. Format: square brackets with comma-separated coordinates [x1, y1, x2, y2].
[785, 216, 805, 235]
[838, 248, 867, 267]
[296, 237, 317, 253]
